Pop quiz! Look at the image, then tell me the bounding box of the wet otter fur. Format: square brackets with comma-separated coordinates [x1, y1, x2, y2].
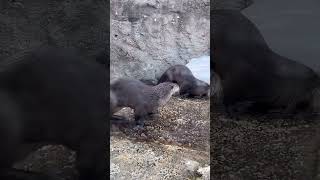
[158, 65, 210, 98]
[111, 78, 180, 127]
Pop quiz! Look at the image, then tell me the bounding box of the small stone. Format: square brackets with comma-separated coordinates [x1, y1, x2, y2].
[197, 166, 210, 180]
[159, 137, 165, 142]
[110, 163, 120, 176]
[141, 133, 147, 138]
[185, 160, 200, 173]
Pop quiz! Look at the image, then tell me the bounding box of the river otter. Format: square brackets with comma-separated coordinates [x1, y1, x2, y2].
[212, 10, 320, 118]
[0, 46, 107, 180]
[158, 65, 210, 98]
[111, 78, 179, 127]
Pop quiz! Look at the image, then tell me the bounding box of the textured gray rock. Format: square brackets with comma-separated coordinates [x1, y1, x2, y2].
[185, 159, 200, 173]
[110, 0, 210, 80]
[197, 166, 210, 180]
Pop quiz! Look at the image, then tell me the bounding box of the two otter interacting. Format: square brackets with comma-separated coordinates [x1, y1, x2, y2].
[111, 78, 179, 127]
[0, 46, 107, 180]
[212, 10, 320, 118]
[110, 64, 210, 127]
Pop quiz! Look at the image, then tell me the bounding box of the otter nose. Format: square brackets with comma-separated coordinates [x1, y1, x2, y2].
[173, 90, 180, 96]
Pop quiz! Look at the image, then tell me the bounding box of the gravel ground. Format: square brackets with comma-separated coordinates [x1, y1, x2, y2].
[13, 96, 320, 180]
[112, 97, 210, 152]
[211, 107, 320, 180]
[14, 145, 77, 180]
[111, 96, 210, 179]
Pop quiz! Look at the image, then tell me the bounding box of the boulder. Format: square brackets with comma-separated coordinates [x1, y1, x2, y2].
[110, 0, 210, 80]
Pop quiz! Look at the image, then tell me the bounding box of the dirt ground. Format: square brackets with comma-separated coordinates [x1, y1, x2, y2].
[210, 106, 320, 180]
[112, 97, 210, 152]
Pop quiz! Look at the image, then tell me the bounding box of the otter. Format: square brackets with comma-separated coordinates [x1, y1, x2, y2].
[0, 46, 107, 180]
[212, 10, 320, 118]
[111, 78, 179, 127]
[158, 65, 210, 98]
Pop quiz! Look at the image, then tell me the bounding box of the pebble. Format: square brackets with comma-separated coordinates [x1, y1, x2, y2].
[185, 160, 200, 172]
[141, 133, 147, 138]
[197, 166, 210, 180]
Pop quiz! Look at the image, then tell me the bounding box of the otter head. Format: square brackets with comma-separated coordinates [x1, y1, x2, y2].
[161, 82, 180, 97]
[155, 82, 180, 106]
[190, 80, 210, 98]
[169, 83, 180, 96]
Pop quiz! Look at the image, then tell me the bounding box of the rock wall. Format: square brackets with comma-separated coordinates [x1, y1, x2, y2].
[0, 0, 109, 62]
[110, 0, 210, 81]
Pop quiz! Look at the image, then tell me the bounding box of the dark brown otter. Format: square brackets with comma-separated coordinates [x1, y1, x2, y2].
[111, 78, 180, 127]
[212, 10, 320, 118]
[158, 65, 210, 98]
[0, 46, 107, 180]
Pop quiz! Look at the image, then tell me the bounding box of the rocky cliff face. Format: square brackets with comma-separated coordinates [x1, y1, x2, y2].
[110, 0, 210, 81]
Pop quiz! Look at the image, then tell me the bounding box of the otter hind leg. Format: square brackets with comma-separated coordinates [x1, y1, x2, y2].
[133, 108, 149, 129]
